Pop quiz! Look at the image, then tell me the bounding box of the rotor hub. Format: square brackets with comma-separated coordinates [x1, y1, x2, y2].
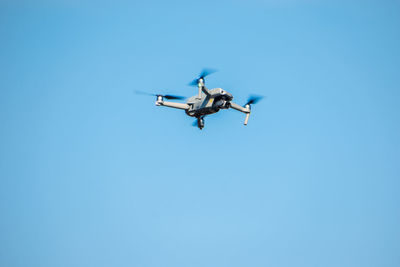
[155, 95, 163, 106]
[198, 77, 204, 86]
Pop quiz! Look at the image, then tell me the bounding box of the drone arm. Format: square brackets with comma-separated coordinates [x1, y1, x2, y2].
[156, 100, 189, 110]
[230, 102, 251, 125]
[244, 112, 250, 125]
[198, 86, 211, 98]
[230, 102, 248, 113]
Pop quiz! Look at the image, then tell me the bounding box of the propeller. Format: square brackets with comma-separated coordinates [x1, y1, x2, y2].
[134, 90, 185, 100]
[245, 95, 263, 106]
[162, 94, 186, 100]
[189, 68, 217, 86]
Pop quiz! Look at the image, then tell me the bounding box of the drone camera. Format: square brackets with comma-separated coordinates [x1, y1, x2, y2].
[214, 99, 230, 109]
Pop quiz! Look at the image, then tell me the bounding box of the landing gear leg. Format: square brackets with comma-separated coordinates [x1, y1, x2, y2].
[197, 116, 205, 130]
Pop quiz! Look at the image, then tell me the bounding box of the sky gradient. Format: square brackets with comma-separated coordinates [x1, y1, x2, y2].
[1, 1, 399, 266]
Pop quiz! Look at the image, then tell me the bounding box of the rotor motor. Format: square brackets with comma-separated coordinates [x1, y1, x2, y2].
[156, 95, 163, 106]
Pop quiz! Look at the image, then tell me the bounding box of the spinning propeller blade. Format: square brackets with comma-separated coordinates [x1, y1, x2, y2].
[163, 95, 185, 100]
[134, 90, 155, 96]
[189, 68, 217, 86]
[134, 90, 185, 100]
[189, 79, 199, 86]
[245, 95, 263, 106]
[199, 68, 216, 79]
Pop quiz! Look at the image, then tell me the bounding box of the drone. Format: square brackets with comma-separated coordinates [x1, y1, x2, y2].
[137, 69, 262, 129]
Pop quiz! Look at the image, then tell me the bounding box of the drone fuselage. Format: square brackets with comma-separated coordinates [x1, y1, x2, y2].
[155, 87, 252, 129]
[185, 88, 233, 117]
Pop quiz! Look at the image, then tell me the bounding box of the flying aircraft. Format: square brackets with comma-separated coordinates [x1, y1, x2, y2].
[136, 69, 262, 129]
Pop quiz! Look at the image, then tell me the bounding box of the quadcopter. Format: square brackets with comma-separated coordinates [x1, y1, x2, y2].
[137, 69, 262, 129]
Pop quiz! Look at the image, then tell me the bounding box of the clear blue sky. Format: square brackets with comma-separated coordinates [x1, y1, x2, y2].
[1, 0, 399, 266]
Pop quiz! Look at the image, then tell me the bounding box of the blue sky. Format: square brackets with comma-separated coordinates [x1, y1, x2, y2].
[1, 0, 399, 266]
